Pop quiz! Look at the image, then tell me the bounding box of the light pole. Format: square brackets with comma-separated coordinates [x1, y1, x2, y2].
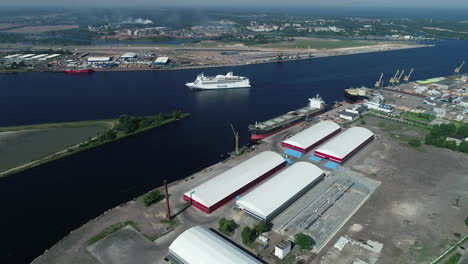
[189, 191, 195, 205]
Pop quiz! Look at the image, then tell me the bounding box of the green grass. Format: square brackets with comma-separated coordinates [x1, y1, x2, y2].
[402, 112, 436, 123]
[0, 118, 115, 132]
[187, 38, 380, 50]
[0, 113, 190, 178]
[87, 221, 134, 245]
[444, 253, 462, 264]
[161, 218, 178, 229]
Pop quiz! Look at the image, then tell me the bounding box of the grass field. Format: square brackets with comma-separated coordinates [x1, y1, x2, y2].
[1, 25, 78, 33]
[187, 38, 379, 50]
[0, 126, 104, 172]
[0, 114, 188, 178]
[257, 38, 379, 49]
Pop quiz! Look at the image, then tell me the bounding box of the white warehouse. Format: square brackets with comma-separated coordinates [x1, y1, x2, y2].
[314, 126, 374, 163]
[169, 226, 262, 264]
[184, 151, 286, 213]
[281, 121, 341, 153]
[236, 162, 325, 221]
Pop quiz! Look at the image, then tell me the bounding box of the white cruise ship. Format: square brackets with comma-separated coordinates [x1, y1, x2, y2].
[186, 72, 251, 90]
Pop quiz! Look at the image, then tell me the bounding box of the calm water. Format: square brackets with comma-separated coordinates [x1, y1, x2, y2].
[1, 39, 467, 263]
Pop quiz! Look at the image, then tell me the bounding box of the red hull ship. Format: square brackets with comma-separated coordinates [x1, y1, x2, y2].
[249, 95, 326, 141]
[64, 69, 93, 74]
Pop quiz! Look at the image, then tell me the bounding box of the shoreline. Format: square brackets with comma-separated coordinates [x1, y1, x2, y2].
[0, 113, 190, 178]
[0, 43, 431, 74]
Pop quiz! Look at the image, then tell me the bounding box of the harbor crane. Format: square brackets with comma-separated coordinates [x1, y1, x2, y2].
[395, 69, 405, 85]
[389, 69, 400, 86]
[374, 73, 384, 89]
[454, 61, 465, 75]
[404, 68, 413, 83]
[230, 123, 240, 155]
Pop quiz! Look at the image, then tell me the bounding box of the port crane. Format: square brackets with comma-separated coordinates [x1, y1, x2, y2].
[374, 73, 384, 89]
[395, 69, 405, 85]
[389, 69, 399, 86]
[454, 61, 465, 75]
[403, 68, 413, 83]
[230, 123, 240, 155]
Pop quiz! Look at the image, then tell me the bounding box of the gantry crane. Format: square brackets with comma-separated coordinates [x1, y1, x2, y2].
[455, 61, 465, 75]
[374, 73, 384, 89]
[395, 69, 405, 85]
[403, 68, 413, 83]
[389, 69, 400, 86]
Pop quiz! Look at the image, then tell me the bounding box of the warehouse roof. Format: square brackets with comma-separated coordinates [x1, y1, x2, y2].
[154, 56, 169, 63]
[315, 127, 373, 159]
[169, 226, 261, 264]
[282, 121, 340, 150]
[184, 151, 284, 208]
[120, 52, 137, 58]
[236, 162, 324, 220]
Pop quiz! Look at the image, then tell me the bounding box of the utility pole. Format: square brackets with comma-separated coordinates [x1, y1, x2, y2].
[164, 180, 171, 221]
[231, 123, 240, 155]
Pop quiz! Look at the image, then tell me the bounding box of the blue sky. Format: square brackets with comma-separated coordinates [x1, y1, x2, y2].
[0, 0, 467, 8]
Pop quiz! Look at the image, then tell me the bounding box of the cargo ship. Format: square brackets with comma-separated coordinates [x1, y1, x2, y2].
[186, 72, 250, 90]
[249, 95, 326, 141]
[64, 69, 93, 74]
[344, 86, 372, 101]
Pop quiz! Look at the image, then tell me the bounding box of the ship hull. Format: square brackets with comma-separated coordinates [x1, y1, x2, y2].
[186, 82, 251, 90]
[344, 91, 369, 101]
[250, 108, 325, 141]
[64, 69, 93, 74]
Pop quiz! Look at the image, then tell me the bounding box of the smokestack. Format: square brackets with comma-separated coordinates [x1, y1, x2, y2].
[164, 180, 171, 220]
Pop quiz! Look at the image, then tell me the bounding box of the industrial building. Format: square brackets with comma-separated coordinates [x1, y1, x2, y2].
[169, 226, 262, 264]
[314, 127, 374, 163]
[87, 56, 113, 63]
[235, 162, 325, 221]
[154, 56, 169, 65]
[184, 151, 286, 213]
[120, 52, 137, 60]
[281, 121, 341, 153]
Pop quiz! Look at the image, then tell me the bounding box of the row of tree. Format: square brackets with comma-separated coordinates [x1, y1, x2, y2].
[116, 112, 182, 134]
[425, 123, 468, 153]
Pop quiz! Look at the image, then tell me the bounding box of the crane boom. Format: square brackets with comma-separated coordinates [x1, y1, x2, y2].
[374, 72, 383, 88]
[396, 69, 405, 84]
[404, 68, 413, 82]
[455, 61, 465, 74]
[389, 69, 399, 85]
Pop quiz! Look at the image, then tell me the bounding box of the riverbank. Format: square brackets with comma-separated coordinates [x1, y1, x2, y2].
[0, 113, 189, 178]
[0, 41, 429, 74]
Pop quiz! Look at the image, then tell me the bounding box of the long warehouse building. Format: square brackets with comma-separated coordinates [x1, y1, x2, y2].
[169, 226, 262, 264]
[314, 126, 374, 163]
[236, 162, 325, 221]
[183, 151, 286, 213]
[281, 121, 341, 153]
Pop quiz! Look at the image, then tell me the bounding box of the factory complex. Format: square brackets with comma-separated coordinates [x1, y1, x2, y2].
[169, 226, 262, 264]
[236, 162, 325, 221]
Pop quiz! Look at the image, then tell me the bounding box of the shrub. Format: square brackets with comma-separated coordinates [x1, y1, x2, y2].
[218, 218, 235, 235]
[241, 226, 254, 245]
[142, 190, 163, 207]
[254, 220, 270, 234]
[408, 138, 421, 147]
[294, 233, 312, 250]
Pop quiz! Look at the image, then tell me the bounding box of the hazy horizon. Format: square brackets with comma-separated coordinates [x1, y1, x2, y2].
[0, 0, 468, 9]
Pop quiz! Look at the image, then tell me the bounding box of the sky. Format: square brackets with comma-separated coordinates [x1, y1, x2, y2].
[0, 0, 467, 8]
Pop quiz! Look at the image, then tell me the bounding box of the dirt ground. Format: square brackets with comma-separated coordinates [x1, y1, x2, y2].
[32, 115, 467, 264]
[315, 116, 468, 264]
